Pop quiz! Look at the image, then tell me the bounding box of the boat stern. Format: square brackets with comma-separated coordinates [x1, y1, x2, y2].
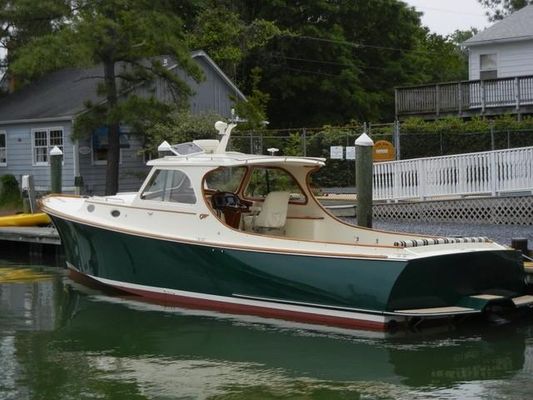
[386, 248, 531, 321]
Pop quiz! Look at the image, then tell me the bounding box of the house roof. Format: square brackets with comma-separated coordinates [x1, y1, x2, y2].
[463, 4, 533, 46]
[0, 51, 246, 124]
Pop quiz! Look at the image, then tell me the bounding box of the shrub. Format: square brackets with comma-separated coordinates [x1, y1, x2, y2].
[0, 174, 22, 208]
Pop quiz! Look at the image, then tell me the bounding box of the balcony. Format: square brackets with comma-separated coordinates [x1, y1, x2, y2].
[395, 75, 533, 120]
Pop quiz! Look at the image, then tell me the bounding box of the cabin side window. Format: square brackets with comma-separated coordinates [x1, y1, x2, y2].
[140, 169, 196, 204]
[244, 167, 306, 203]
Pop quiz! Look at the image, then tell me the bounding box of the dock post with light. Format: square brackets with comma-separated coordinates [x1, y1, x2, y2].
[50, 146, 63, 194]
[355, 131, 374, 228]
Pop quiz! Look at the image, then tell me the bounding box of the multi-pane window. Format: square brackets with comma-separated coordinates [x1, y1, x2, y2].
[0, 131, 6, 166]
[32, 128, 64, 165]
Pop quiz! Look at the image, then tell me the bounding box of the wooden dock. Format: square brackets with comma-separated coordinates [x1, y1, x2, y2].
[0, 227, 61, 246]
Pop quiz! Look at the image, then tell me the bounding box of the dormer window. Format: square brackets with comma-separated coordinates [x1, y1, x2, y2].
[480, 54, 497, 80]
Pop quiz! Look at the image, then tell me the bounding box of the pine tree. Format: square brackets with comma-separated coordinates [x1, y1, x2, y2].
[478, 0, 533, 21]
[10, 0, 201, 195]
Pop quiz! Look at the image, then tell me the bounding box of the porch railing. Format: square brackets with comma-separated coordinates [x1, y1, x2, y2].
[373, 146, 533, 201]
[395, 75, 533, 117]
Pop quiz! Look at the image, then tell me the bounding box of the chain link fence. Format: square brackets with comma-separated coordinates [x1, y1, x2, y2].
[229, 124, 533, 188]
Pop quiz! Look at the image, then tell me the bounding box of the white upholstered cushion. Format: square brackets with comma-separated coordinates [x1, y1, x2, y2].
[254, 191, 290, 229]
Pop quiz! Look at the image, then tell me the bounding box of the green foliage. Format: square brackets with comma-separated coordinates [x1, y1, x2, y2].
[396, 116, 533, 159]
[304, 124, 362, 188]
[401, 115, 533, 133]
[478, 0, 532, 21]
[407, 32, 469, 83]
[0, 174, 21, 208]
[283, 133, 304, 156]
[0, 0, 72, 70]
[233, 67, 270, 130]
[227, 0, 469, 127]
[143, 110, 223, 155]
[186, 5, 281, 80]
[10, 0, 202, 194]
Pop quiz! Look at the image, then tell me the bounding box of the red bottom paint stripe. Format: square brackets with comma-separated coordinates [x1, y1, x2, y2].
[68, 269, 388, 332]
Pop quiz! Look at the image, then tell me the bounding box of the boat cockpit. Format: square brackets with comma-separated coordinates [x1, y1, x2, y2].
[203, 164, 314, 236]
[137, 122, 464, 248]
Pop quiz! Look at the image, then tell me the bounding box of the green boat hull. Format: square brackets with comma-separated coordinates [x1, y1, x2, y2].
[51, 216, 527, 330]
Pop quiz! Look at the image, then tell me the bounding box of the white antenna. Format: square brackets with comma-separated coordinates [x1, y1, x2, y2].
[214, 121, 237, 154]
[214, 112, 247, 154]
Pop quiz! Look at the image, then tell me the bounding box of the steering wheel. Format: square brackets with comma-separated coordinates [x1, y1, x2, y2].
[211, 192, 250, 211]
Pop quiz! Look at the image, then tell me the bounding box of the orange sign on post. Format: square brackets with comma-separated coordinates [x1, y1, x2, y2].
[373, 140, 395, 162]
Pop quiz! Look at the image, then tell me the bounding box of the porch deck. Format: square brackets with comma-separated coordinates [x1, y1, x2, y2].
[395, 75, 533, 119]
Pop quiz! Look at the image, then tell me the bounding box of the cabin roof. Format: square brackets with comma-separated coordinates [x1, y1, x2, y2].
[146, 152, 326, 168]
[463, 4, 533, 46]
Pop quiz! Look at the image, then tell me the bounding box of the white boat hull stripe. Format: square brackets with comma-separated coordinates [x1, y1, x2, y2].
[86, 271, 389, 324]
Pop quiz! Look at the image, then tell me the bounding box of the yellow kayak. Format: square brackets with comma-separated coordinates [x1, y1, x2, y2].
[0, 213, 51, 227]
[0, 267, 53, 283]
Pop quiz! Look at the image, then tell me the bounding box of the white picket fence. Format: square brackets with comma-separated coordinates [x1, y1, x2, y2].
[373, 146, 533, 201]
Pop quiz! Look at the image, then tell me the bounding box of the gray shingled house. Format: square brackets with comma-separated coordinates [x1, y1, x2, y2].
[0, 50, 246, 194]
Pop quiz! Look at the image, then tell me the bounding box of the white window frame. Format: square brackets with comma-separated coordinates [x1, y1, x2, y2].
[480, 53, 498, 80]
[31, 127, 64, 166]
[0, 130, 6, 167]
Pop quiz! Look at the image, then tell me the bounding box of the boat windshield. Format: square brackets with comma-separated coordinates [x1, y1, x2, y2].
[244, 167, 306, 203]
[171, 142, 204, 156]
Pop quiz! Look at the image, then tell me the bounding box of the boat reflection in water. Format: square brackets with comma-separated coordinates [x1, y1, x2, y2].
[1, 262, 533, 399]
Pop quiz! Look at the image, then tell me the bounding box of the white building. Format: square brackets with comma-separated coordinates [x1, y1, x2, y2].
[463, 5, 533, 80]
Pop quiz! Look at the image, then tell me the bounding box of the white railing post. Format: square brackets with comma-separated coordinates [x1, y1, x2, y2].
[418, 159, 426, 200]
[514, 77, 520, 112]
[393, 162, 400, 201]
[457, 82, 462, 114]
[481, 80, 486, 114]
[489, 150, 497, 196]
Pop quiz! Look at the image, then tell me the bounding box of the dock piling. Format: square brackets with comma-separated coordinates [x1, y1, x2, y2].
[50, 146, 63, 194]
[355, 131, 374, 228]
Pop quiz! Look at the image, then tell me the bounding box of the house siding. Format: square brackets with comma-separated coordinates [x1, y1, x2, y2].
[188, 57, 240, 116]
[468, 40, 533, 80]
[0, 121, 76, 191]
[78, 134, 148, 195]
[136, 56, 239, 117]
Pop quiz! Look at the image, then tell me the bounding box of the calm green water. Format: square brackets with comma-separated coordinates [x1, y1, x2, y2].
[2, 256, 533, 400]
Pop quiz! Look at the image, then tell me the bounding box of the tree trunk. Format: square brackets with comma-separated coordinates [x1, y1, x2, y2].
[103, 60, 120, 195]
